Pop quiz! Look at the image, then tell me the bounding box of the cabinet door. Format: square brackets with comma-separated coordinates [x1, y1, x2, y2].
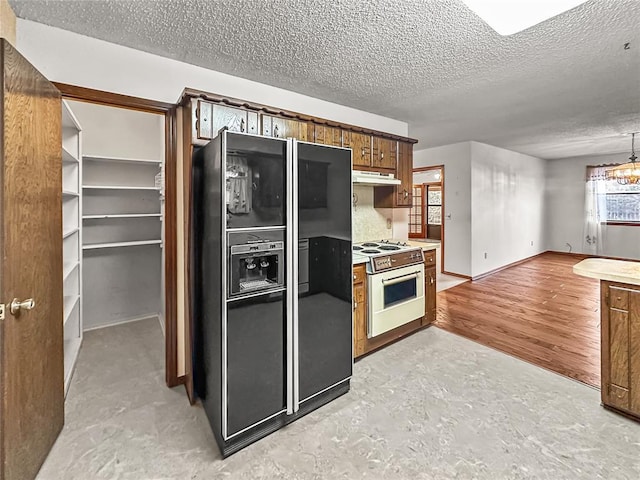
[424, 266, 437, 325]
[314, 124, 342, 146]
[630, 290, 640, 413]
[395, 141, 413, 206]
[372, 137, 397, 170]
[196, 100, 258, 139]
[603, 285, 631, 411]
[309, 237, 327, 294]
[338, 239, 352, 302]
[262, 114, 309, 141]
[343, 130, 371, 168]
[353, 265, 367, 358]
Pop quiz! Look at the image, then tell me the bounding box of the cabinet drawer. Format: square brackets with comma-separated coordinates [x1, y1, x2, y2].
[353, 265, 366, 284]
[424, 249, 436, 267]
[610, 287, 629, 310]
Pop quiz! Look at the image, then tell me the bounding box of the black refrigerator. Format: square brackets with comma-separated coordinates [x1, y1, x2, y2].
[192, 130, 353, 456]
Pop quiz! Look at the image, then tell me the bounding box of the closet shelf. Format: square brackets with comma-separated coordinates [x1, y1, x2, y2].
[82, 185, 160, 191]
[63, 261, 79, 281]
[83, 155, 162, 165]
[63, 295, 80, 325]
[63, 190, 79, 197]
[63, 146, 79, 164]
[63, 227, 79, 239]
[83, 213, 162, 219]
[83, 240, 162, 250]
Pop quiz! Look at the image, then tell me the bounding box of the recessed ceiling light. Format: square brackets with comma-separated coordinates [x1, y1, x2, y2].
[461, 0, 589, 36]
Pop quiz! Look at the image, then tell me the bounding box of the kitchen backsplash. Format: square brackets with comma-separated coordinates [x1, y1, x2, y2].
[352, 185, 392, 243]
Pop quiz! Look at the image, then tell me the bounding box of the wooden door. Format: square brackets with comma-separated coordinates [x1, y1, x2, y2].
[343, 131, 371, 168]
[426, 184, 443, 240]
[409, 185, 425, 238]
[352, 265, 367, 357]
[0, 40, 64, 480]
[424, 266, 437, 325]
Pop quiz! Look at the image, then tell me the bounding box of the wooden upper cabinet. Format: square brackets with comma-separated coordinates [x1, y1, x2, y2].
[313, 124, 342, 146]
[343, 130, 371, 168]
[372, 136, 397, 170]
[395, 141, 413, 206]
[262, 114, 309, 141]
[194, 99, 258, 140]
[373, 141, 414, 208]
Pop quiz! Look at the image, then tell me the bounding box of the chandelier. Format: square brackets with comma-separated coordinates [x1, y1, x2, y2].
[606, 133, 640, 185]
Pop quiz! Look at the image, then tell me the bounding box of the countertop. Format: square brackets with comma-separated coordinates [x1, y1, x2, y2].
[405, 240, 439, 252]
[573, 258, 640, 287]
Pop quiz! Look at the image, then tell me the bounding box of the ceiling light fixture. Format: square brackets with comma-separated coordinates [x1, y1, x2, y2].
[606, 133, 640, 185]
[461, 0, 589, 36]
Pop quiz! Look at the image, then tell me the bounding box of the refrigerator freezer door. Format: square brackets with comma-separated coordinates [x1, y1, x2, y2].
[296, 142, 353, 405]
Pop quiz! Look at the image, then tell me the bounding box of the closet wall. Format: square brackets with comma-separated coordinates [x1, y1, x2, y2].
[67, 101, 165, 331]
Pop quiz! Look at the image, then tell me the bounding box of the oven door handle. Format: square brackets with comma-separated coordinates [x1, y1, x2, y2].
[381, 270, 421, 286]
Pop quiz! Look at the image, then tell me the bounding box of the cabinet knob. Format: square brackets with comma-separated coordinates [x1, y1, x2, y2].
[10, 298, 35, 315]
[353, 274, 356, 280]
[274, 125, 279, 137]
[381, 152, 384, 160]
[430, 277, 434, 285]
[240, 118, 245, 132]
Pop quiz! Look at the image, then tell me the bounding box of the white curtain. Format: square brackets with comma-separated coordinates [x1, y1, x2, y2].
[583, 166, 608, 255]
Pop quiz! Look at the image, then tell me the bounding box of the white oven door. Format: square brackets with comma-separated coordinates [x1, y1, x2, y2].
[368, 264, 425, 337]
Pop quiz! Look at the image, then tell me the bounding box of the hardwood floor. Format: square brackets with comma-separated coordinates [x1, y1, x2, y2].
[435, 252, 601, 387]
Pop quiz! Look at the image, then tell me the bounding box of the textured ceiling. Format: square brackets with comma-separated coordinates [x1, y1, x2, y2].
[10, 0, 640, 159]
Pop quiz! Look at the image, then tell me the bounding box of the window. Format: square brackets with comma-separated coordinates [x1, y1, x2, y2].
[408, 185, 424, 238]
[586, 166, 640, 225]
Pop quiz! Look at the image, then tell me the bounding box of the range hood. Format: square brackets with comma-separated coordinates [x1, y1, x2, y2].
[352, 170, 401, 186]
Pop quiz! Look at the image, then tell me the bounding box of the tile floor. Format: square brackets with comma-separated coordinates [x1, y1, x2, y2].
[37, 318, 640, 480]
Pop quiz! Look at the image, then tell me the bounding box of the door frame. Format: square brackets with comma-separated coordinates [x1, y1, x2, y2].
[413, 165, 445, 273]
[53, 83, 182, 387]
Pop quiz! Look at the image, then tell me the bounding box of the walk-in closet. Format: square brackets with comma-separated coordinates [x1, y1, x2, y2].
[62, 100, 166, 390]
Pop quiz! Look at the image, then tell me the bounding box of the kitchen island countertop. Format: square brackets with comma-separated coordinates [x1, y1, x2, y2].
[573, 258, 640, 286]
[405, 240, 440, 251]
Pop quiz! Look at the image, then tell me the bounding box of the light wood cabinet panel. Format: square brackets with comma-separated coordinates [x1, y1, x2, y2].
[372, 136, 397, 170]
[261, 114, 309, 141]
[343, 130, 371, 168]
[602, 283, 640, 417]
[423, 250, 436, 326]
[353, 264, 367, 357]
[313, 124, 342, 146]
[194, 100, 258, 140]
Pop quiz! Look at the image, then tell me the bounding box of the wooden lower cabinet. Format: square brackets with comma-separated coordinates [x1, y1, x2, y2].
[602, 281, 640, 419]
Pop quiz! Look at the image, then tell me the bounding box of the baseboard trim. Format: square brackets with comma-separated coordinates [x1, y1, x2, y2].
[546, 250, 591, 259]
[471, 252, 546, 281]
[83, 313, 161, 332]
[442, 271, 472, 280]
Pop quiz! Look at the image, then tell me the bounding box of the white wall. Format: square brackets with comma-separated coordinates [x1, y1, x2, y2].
[470, 142, 546, 277]
[546, 153, 640, 259]
[17, 19, 408, 137]
[414, 141, 546, 277]
[414, 142, 472, 276]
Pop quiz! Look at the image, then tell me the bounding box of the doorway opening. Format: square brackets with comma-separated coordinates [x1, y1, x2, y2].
[60, 94, 175, 400]
[410, 166, 444, 273]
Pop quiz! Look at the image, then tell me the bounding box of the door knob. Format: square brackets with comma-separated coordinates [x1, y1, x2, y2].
[10, 298, 35, 315]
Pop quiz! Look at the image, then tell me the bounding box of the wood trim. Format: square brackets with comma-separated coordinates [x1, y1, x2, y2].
[355, 319, 428, 359]
[408, 184, 425, 239]
[56, 84, 180, 388]
[604, 222, 640, 227]
[413, 165, 444, 173]
[547, 250, 640, 263]
[442, 271, 472, 280]
[179, 87, 418, 144]
[54, 82, 173, 113]
[164, 107, 179, 387]
[471, 252, 547, 281]
[182, 100, 196, 404]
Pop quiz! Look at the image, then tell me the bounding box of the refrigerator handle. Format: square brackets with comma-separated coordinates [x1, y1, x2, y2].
[285, 138, 295, 415]
[291, 139, 300, 413]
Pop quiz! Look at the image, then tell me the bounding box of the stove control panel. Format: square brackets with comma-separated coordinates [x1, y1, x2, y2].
[371, 248, 424, 273]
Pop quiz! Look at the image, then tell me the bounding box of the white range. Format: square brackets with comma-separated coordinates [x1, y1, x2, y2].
[353, 240, 425, 337]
